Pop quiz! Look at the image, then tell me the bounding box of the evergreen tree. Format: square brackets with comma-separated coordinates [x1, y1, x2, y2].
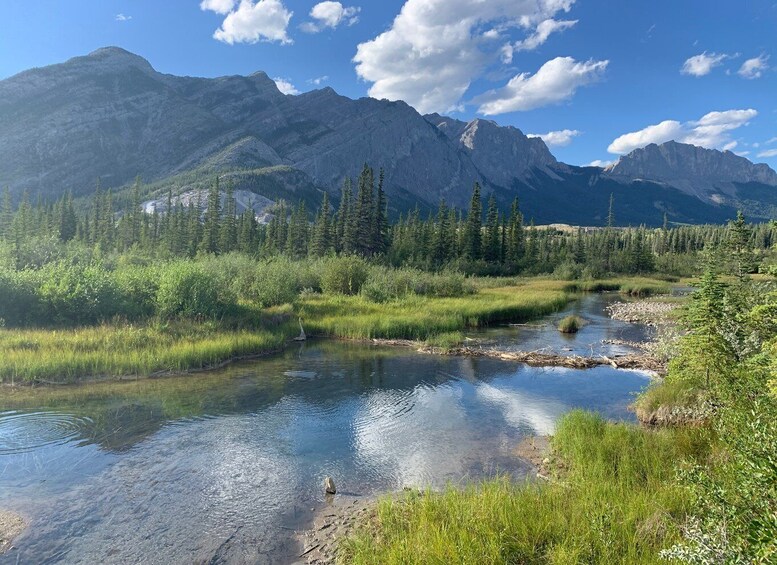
[219, 180, 238, 253]
[483, 194, 500, 263]
[200, 177, 221, 254]
[371, 168, 389, 256]
[311, 192, 333, 257]
[0, 187, 12, 240]
[354, 164, 375, 256]
[58, 192, 77, 242]
[462, 182, 483, 261]
[338, 179, 355, 254]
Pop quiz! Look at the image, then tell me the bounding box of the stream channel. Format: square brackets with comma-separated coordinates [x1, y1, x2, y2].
[0, 293, 654, 564]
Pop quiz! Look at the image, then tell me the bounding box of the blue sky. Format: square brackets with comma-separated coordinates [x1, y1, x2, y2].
[1, 1, 775, 167]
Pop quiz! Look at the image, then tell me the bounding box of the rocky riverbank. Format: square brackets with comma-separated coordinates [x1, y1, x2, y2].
[0, 511, 26, 555]
[606, 299, 680, 326]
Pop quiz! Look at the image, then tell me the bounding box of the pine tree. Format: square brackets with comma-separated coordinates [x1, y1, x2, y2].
[371, 168, 389, 256]
[354, 164, 374, 256]
[219, 179, 238, 253]
[431, 200, 450, 266]
[483, 194, 500, 263]
[337, 179, 354, 254]
[311, 192, 333, 257]
[0, 187, 12, 240]
[462, 182, 483, 261]
[200, 177, 221, 254]
[58, 192, 77, 242]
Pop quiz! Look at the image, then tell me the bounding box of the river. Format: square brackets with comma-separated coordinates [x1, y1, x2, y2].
[0, 293, 653, 564]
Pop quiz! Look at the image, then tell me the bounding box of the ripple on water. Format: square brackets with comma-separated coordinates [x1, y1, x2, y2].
[0, 411, 93, 455]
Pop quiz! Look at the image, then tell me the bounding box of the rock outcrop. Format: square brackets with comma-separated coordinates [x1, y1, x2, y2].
[605, 141, 777, 202]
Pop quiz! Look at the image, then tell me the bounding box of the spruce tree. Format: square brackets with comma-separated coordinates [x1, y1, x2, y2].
[311, 192, 333, 257]
[219, 179, 238, 253]
[0, 187, 12, 240]
[200, 177, 221, 254]
[371, 168, 389, 256]
[483, 194, 500, 263]
[354, 164, 375, 256]
[462, 182, 483, 261]
[58, 192, 77, 242]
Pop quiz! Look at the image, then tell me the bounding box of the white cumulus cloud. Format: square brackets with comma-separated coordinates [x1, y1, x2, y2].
[511, 18, 577, 55]
[475, 57, 608, 115]
[588, 159, 615, 168]
[608, 109, 758, 154]
[527, 129, 581, 147]
[200, 0, 236, 15]
[738, 54, 770, 79]
[115, 13, 132, 21]
[757, 149, 777, 158]
[203, 0, 293, 45]
[273, 77, 299, 95]
[680, 51, 730, 76]
[353, 0, 580, 115]
[301, 2, 360, 32]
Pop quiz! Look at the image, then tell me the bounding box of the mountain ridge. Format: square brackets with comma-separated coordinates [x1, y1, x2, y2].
[1, 47, 776, 225]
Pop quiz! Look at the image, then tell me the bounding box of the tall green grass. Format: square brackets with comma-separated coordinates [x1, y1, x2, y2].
[300, 281, 572, 341]
[563, 277, 671, 296]
[341, 411, 710, 565]
[0, 321, 291, 384]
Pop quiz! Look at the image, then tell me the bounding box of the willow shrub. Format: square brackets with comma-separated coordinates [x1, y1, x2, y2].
[156, 261, 231, 320]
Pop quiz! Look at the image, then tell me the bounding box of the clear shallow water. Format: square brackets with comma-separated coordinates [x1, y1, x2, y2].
[465, 293, 652, 357]
[0, 298, 652, 565]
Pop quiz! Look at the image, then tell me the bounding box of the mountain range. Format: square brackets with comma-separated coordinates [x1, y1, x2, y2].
[1, 47, 775, 226]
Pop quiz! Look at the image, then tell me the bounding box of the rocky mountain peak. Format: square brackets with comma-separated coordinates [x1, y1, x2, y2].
[81, 46, 155, 73]
[607, 141, 777, 187]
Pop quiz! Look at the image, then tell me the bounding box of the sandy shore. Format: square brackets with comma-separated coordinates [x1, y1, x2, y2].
[0, 511, 27, 555]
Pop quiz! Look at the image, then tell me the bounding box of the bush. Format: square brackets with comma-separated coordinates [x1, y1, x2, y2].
[248, 257, 320, 306]
[320, 256, 369, 295]
[553, 260, 581, 281]
[37, 263, 122, 325]
[558, 315, 583, 333]
[114, 264, 161, 319]
[361, 267, 473, 302]
[0, 268, 41, 326]
[156, 261, 230, 319]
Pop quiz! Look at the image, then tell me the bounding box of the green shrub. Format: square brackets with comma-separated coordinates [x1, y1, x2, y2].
[248, 257, 320, 306]
[37, 263, 122, 325]
[156, 261, 229, 319]
[320, 256, 369, 295]
[114, 264, 161, 319]
[0, 268, 41, 326]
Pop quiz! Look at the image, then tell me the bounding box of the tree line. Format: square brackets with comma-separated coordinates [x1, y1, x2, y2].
[1, 165, 774, 277]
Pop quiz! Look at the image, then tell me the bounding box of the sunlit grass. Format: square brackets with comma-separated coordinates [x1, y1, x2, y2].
[0, 322, 290, 384]
[341, 411, 711, 565]
[298, 280, 573, 341]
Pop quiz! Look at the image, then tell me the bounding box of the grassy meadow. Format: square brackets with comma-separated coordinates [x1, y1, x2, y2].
[0, 269, 672, 384]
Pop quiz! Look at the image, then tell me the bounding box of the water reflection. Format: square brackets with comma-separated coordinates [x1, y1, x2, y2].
[1, 333, 650, 564]
[466, 293, 652, 356]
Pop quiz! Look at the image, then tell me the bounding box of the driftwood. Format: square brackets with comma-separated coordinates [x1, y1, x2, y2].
[420, 346, 666, 374]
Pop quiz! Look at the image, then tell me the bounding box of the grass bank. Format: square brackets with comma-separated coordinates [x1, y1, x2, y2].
[0, 276, 672, 384]
[0, 315, 294, 384]
[341, 410, 710, 565]
[299, 280, 573, 341]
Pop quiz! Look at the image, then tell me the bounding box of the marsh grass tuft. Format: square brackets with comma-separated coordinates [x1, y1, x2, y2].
[558, 315, 583, 333]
